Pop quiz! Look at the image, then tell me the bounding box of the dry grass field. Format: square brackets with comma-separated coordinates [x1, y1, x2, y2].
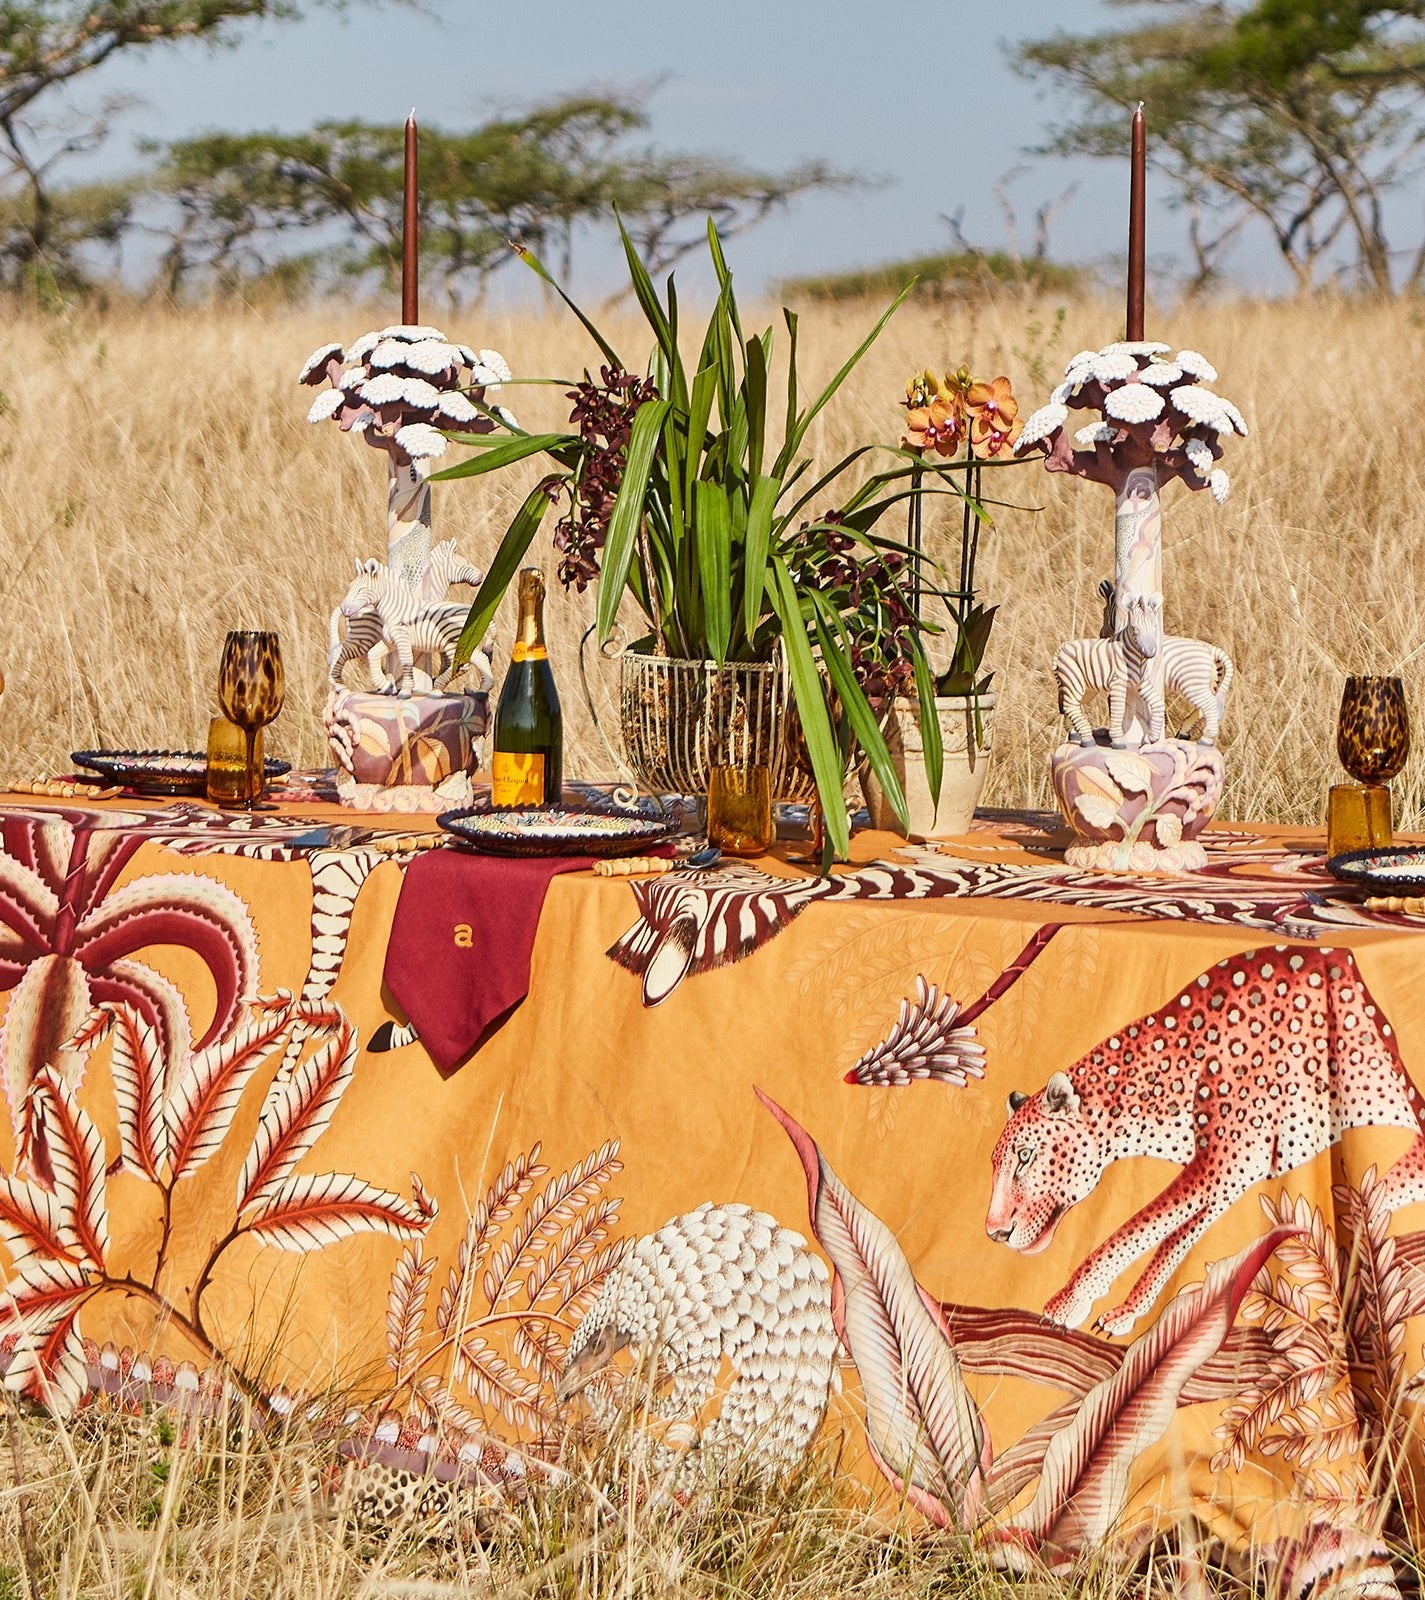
[1, 289, 1423, 827]
[12, 1380, 1407, 1600]
[4, 286, 1425, 1598]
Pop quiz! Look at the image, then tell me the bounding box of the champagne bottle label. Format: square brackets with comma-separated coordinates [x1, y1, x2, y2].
[510, 641, 548, 663]
[491, 750, 546, 806]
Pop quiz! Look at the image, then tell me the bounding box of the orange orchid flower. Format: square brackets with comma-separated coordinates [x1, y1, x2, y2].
[966, 375, 1022, 460]
[902, 394, 964, 457]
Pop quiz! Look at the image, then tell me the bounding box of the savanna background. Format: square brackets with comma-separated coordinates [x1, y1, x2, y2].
[2, 290, 1423, 827]
[5, 1, 1425, 1597]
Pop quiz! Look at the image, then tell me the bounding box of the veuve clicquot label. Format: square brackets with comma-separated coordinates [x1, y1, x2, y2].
[491, 751, 546, 806]
[491, 567, 563, 808]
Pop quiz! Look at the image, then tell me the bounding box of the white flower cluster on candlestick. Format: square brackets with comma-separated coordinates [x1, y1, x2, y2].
[299, 325, 514, 475]
[1016, 340, 1246, 506]
[300, 324, 508, 697]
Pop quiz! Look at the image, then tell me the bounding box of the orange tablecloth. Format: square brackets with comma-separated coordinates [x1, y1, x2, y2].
[2, 793, 1423, 1581]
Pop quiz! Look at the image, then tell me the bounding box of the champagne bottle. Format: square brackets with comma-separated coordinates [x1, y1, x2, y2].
[491, 567, 563, 807]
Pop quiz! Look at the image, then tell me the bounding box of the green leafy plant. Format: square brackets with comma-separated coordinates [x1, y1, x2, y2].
[435, 218, 975, 855]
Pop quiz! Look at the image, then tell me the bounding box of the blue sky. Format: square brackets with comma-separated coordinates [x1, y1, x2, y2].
[73, 0, 1213, 297]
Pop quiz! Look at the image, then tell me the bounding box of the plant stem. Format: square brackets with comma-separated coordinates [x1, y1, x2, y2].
[190, 1221, 244, 1329]
[908, 460, 923, 622]
[112, 1274, 226, 1368]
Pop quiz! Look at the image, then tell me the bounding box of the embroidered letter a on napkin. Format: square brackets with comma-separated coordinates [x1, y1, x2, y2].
[383, 850, 590, 1070]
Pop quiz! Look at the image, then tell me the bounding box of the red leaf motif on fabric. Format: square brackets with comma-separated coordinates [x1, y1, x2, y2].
[0, 1167, 73, 1271]
[236, 1013, 356, 1215]
[25, 1068, 108, 1270]
[73, 872, 256, 1051]
[0, 954, 93, 1135]
[1010, 1224, 1300, 1558]
[244, 1172, 429, 1251]
[0, 1257, 94, 1410]
[166, 998, 294, 1182]
[758, 1088, 989, 1529]
[104, 1004, 169, 1180]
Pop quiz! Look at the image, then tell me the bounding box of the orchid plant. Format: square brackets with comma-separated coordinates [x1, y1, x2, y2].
[435, 219, 976, 855]
[900, 364, 1026, 699]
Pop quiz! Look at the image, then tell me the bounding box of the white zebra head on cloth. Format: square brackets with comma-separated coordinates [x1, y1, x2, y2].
[606, 865, 837, 1006]
[604, 859, 980, 1006]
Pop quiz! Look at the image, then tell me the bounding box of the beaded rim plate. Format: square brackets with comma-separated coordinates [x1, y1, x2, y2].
[1326, 846, 1425, 897]
[436, 805, 677, 858]
[72, 749, 292, 797]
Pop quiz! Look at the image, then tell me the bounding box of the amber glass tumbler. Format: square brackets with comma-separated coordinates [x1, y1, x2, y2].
[707, 764, 773, 857]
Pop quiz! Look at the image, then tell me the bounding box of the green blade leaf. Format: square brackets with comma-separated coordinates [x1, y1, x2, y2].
[452, 481, 556, 669]
[809, 598, 908, 828]
[744, 332, 768, 483]
[913, 643, 943, 809]
[597, 397, 672, 642]
[685, 363, 717, 508]
[513, 244, 621, 370]
[426, 431, 571, 482]
[770, 558, 850, 858]
[617, 215, 683, 401]
[782, 307, 800, 452]
[741, 474, 779, 640]
[773, 281, 914, 478]
[706, 216, 746, 348]
[693, 480, 732, 664]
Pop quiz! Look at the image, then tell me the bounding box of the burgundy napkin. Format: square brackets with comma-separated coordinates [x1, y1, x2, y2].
[383, 849, 593, 1070]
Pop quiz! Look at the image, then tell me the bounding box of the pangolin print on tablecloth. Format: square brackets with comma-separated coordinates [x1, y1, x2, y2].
[559, 1201, 839, 1483]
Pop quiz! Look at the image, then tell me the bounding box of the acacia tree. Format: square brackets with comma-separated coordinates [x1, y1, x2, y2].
[0, 0, 351, 290]
[1014, 0, 1425, 294]
[137, 97, 850, 301]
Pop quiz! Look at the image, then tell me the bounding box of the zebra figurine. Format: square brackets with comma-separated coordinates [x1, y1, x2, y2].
[1054, 588, 1233, 748]
[1113, 590, 1165, 747]
[332, 538, 484, 695]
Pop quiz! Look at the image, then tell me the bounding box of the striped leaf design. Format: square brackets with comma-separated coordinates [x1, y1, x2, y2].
[387, 1243, 436, 1387]
[167, 997, 296, 1181]
[1013, 1225, 1299, 1557]
[759, 1088, 989, 1530]
[0, 1166, 71, 1271]
[106, 1004, 169, 1180]
[244, 1172, 428, 1252]
[27, 1067, 108, 1270]
[0, 1256, 94, 1411]
[236, 1012, 356, 1215]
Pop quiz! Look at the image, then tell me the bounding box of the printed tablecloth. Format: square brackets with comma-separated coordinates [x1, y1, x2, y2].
[2, 794, 1423, 1586]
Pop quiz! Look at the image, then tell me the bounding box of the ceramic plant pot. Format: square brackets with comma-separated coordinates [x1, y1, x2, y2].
[861, 693, 995, 839]
[324, 687, 489, 811]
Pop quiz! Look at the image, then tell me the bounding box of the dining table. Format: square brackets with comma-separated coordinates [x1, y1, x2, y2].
[2, 778, 1423, 1585]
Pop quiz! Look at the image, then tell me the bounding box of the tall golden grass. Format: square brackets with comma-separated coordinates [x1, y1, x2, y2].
[1, 291, 1422, 827]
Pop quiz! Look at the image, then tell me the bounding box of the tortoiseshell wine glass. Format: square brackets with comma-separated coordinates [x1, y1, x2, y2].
[1337, 675, 1410, 786]
[217, 631, 285, 808]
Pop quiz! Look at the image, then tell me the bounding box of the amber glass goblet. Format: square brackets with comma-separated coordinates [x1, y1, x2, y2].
[1337, 675, 1410, 785]
[217, 631, 285, 808]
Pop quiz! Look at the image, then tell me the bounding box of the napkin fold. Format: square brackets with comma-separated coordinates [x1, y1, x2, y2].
[383, 849, 593, 1070]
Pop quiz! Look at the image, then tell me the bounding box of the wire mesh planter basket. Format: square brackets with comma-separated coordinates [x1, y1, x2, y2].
[582, 639, 816, 802]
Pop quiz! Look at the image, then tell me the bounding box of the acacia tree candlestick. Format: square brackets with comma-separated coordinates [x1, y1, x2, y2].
[1127, 103, 1146, 341]
[403, 109, 419, 326]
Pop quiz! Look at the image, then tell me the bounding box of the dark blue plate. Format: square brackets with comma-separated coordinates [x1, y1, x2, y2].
[437, 804, 677, 858]
[1326, 846, 1425, 897]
